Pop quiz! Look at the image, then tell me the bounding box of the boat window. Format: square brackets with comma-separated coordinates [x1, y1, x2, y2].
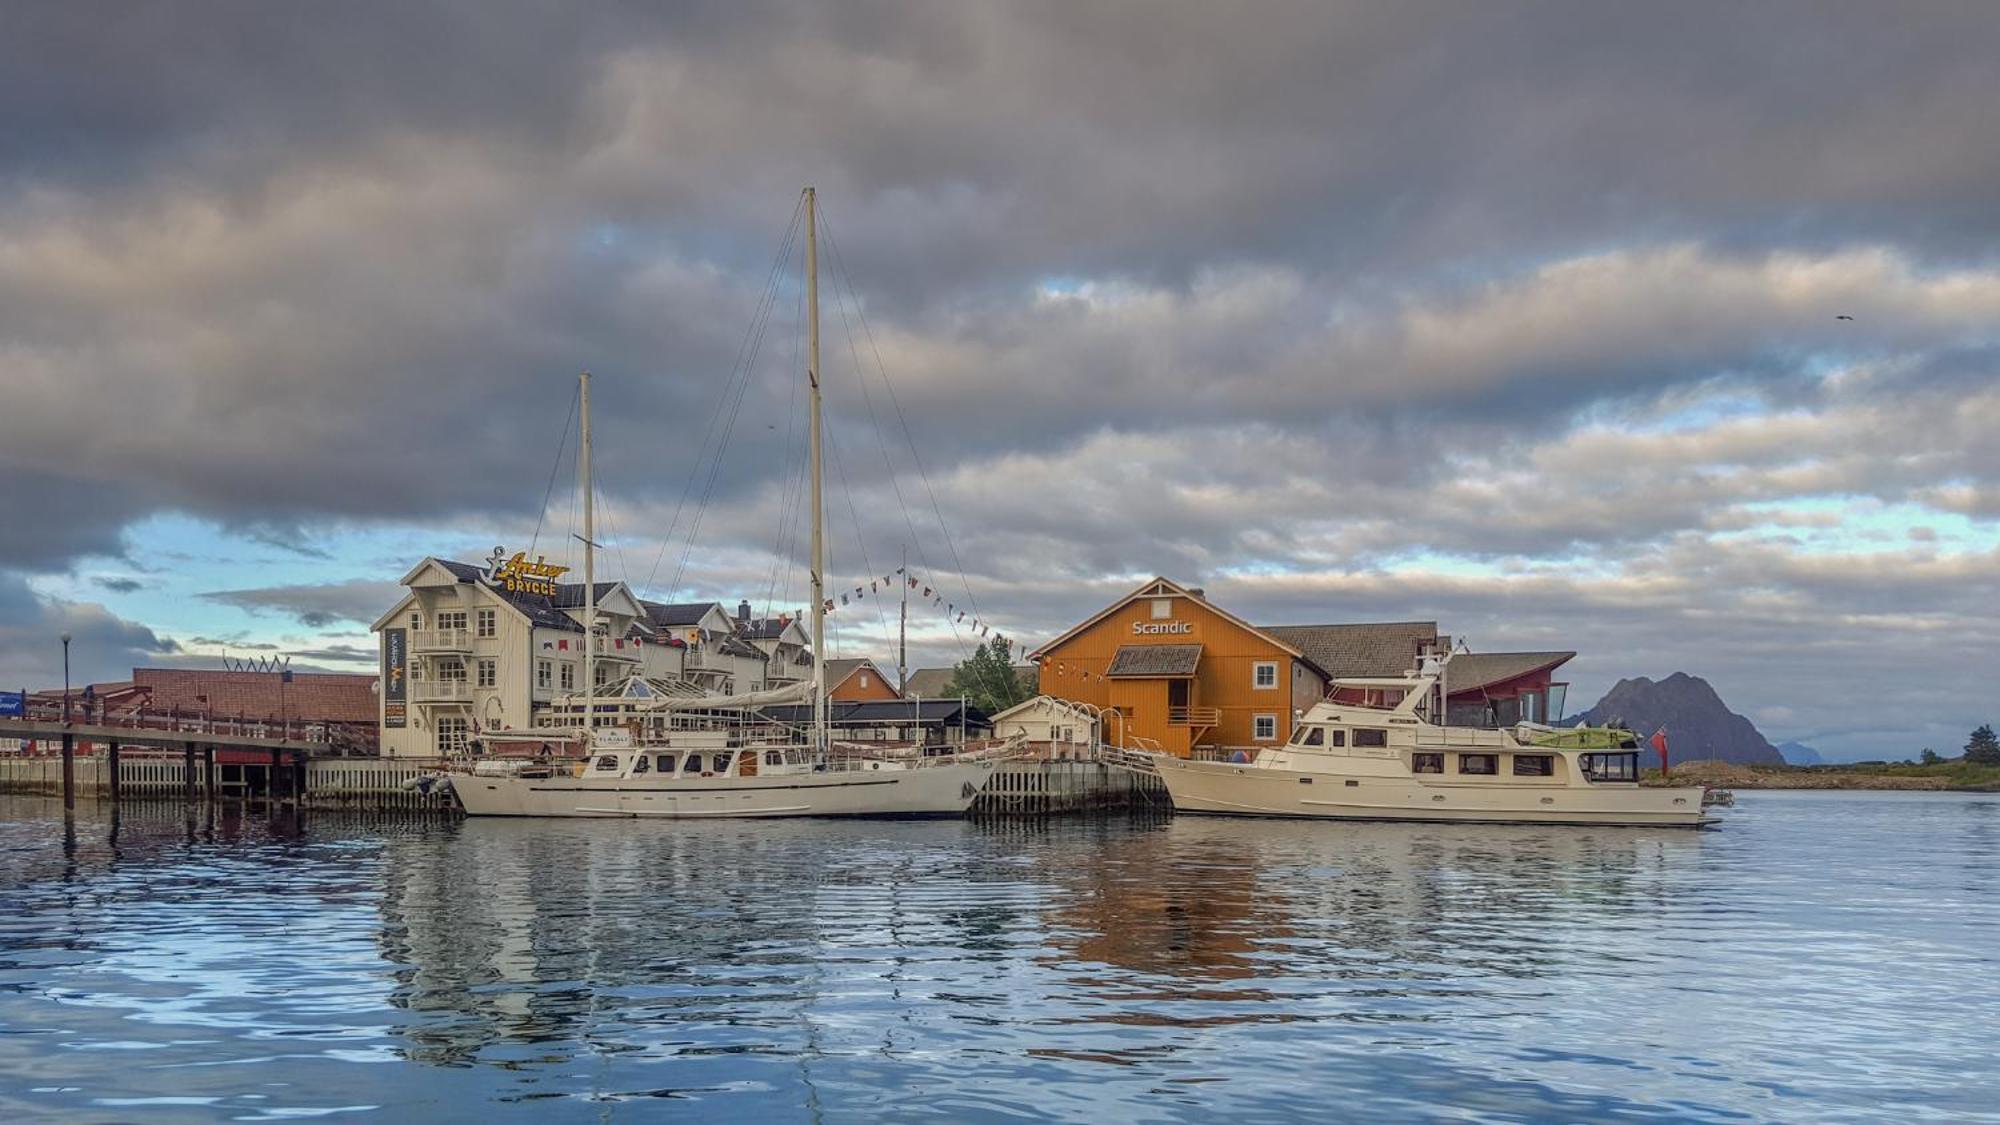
[1327, 729, 1347, 747]
[631, 755, 650, 774]
[713, 752, 734, 773]
[593, 754, 620, 771]
[1353, 729, 1388, 748]
[1294, 726, 1324, 747]
[1413, 752, 1444, 774]
[1580, 752, 1639, 782]
[765, 750, 784, 767]
[1513, 754, 1555, 777]
[685, 753, 705, 774]
[1459, 753, 1497, 775]
[657, 754, 678, 774]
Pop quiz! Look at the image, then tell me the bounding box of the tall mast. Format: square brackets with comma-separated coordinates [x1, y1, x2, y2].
[898, 543, 908, 691]
[806, 188, 827, 753]
[580, 370, 596, 738]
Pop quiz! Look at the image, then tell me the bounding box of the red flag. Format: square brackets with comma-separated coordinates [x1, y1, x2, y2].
[1650, 727, 1669, 773]
[558, 639, 569, 651]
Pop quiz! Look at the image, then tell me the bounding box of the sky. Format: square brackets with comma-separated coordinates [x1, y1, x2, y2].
[3, 1, 1999, 761]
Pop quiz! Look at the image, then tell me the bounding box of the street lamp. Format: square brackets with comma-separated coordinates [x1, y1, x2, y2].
[60, 632, 72, 727]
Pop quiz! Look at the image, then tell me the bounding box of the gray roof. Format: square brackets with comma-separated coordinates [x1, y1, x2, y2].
[1106, 643, 1203, 678]
[1445, 651, 1575, 695]
[641, 600, 725, 628]
[825, 657, 888, 688]
[901, 664, 1035, 698]
[434, 558, 582, 632]
[1261, 622, 1438, 678]
[553, 581, 623, 609]
[739, 617, 801, 640]
[758, 699, 990, 726]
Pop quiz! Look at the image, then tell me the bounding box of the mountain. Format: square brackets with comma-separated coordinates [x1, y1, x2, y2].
[1775, 740, 1824, 766]
[1571, 673, 1787, 766]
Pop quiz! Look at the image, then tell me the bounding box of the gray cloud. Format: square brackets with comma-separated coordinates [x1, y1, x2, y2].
[0, 575, 182, 688]
[3, 3, 1999, 757]
[199, 580, 405, 630]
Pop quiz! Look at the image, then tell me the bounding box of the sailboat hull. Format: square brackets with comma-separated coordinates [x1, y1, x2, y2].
[453, 760, 997, 818]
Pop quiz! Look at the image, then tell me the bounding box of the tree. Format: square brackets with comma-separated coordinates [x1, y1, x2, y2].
[1966, 725, 2000, 766]
[945, 637, 1034, 716]
[1920, 747, 1943, 766]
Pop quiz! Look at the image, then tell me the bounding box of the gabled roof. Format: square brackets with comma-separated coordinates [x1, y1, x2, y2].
[714, 635, 769, 661]
[641, 600, 727, 628]
[739, 616, 804, 641]
[1445, 651, 1575, 695]
[1261, 622, 1439, 680]
[824, 657, 890, 690]
[901, 664, 1036, 699]
[552, 582, 622, 608]
[1106, 643, 1203, 678]
[990, 695, 1100, 724]
[1032, 576, 1322, 676]
[381, 556, 583, 632]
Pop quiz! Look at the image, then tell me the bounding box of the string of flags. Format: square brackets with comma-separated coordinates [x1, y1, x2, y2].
[821, 566, 1009, 645]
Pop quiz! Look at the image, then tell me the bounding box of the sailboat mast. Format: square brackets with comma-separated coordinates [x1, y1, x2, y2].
[898, 543, 908, 691]
[580, 370, 595, 738]
[805, 188, 827, 752]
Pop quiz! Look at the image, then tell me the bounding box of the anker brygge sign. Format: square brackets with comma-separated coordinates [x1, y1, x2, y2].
[1133, 621, 1192, 635]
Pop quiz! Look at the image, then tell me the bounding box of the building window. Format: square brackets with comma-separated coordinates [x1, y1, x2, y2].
[560, 662, 575, 690]
[438, 659, 466, 682]
[1413, 752, 1444, 774]
[1459, 753, 1497, 775]
[476, 608, 496, 638]
[1253, 662, 1278, 689]
[476, 659, 496, 689]
[1353, 729, 1388, 748]
[437, 611, 467, 632]
[537, 660, 552, 689]
[410, 613, 422, 631]
[1513, 754, 1555, 777]
[859, 673, 871, 688]
[435, 717, 470, 757]
[1253, 714, 1278, 741]
[1151, 598, 1172, 619]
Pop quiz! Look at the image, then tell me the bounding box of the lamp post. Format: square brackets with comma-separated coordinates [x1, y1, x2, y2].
[60, 632, 72, 727]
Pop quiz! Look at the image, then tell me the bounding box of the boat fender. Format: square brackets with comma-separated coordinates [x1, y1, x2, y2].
[1228, 750, 1250, 764]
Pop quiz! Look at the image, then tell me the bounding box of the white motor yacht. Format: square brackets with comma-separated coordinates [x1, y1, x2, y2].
[1137, 659, 1711, 828]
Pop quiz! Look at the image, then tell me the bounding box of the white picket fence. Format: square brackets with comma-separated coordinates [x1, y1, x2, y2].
[0, 755, 455, 811]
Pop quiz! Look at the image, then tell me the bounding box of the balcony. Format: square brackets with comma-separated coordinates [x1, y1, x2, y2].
[411, 679, 471, 703]
[1168, 706, 1220, 727]
[411, 628, 472, 652]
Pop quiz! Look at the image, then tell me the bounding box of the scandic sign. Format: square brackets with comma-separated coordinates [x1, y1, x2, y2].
[1132, 621, 1192, 636]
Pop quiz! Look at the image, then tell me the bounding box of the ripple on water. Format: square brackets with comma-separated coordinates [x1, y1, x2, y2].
[0, 792, 1997, 1121]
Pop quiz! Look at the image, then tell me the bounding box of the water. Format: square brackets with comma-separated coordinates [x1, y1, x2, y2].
[1, 793, 1995, 1123]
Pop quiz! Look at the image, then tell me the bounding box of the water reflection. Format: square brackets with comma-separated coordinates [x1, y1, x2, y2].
[1, 795, 1997, 1120]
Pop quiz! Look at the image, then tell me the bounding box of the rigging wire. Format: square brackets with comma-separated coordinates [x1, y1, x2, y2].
[665, 213, 805, 599]
[527, 382, 580, 559]
[640, 196, 806, 599]
[819, 205, 1014, 701]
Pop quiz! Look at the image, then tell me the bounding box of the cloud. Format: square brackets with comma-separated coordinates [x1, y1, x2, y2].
[90, 575, 147, 594]
[3, 3, 1999, 759]
[0, 575, 182, 688]
[199, 580, 403, 630]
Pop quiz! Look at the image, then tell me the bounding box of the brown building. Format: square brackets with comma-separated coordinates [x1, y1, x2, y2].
[823, 658, 901, 701]
[1031, 577, 1573, 758]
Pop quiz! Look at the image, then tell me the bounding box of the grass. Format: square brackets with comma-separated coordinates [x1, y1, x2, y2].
[1660, 759, 2000, 791]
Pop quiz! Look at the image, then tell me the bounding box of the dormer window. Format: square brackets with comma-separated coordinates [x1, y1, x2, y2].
[1151, 598, 1172, 619]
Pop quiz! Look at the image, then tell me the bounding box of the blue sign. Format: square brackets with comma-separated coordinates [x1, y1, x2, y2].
[0, 690, 23, 718]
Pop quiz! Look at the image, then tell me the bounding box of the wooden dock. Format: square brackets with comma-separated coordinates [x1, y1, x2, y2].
[0, 750, 1168, 817]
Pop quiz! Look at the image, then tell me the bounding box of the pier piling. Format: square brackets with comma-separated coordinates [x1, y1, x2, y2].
[61, 732, 75, 810]
[184, 744, 197, 802]
[108, 741, 121, 803]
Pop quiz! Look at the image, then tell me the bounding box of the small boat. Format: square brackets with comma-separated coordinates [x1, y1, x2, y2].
[452, 188, 1002, 818]
[1135, 656, 1711, 828]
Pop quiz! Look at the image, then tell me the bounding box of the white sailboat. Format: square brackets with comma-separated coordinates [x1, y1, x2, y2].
[453, 188, 1004, 817]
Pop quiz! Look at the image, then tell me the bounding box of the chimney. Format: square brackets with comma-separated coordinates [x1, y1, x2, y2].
[737, 600, 751, 626]
[1188, 587, 1205, 599]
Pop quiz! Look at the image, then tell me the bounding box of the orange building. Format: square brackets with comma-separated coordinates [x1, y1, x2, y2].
[1032, 578, 1338, 757]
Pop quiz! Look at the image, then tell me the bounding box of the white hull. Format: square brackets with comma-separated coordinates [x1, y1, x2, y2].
[453, 759, 996, 819]
[1156, 757, 1710, 828]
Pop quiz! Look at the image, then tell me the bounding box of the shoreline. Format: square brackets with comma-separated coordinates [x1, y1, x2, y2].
[1662, 760, 2000, 792]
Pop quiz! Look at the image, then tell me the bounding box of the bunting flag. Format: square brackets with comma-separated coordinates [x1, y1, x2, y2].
[923, 586, 933, 598]
[840, 594, 850, 606]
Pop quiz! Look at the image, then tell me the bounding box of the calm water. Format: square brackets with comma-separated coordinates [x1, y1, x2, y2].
[1, 793, 1996, 1123]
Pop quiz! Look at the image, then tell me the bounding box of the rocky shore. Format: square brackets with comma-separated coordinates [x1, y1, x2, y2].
[1663, 760, 2000, 792]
